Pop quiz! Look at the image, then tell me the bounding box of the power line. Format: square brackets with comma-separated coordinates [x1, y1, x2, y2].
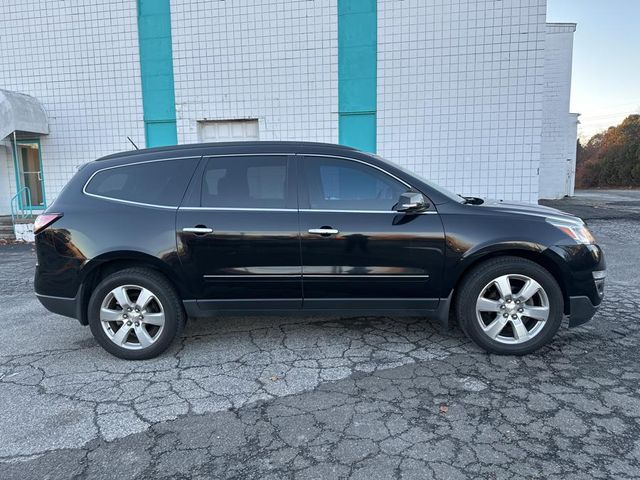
[580, 110, 639, 121]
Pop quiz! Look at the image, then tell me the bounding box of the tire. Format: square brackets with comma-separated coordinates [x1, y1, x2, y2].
[88, 268, 185, 360]
[455, 256, 564, 355]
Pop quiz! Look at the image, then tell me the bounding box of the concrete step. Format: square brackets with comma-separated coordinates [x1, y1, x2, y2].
[0, 230, 15, 241]
[0, 216, 35, 226]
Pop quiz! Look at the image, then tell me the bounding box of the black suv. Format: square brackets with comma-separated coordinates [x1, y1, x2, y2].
[34, 142, 606, 359]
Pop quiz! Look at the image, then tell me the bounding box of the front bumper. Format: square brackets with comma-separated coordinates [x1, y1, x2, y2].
[567, 268, 606, 327]
[568, 295, 599, 327]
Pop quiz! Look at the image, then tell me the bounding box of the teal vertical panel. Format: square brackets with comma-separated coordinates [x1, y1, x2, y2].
[339, 113, 376, 153]
[338, 0, 377, 152]
[137, 0, 177, 147]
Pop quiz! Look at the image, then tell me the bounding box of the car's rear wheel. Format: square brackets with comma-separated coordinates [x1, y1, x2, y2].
[88, 268, 185, 360]
[455, 257, 564, 355]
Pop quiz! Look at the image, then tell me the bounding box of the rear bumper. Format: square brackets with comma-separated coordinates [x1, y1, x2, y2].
[568, 295, 599, 327]
[36, 292, 79, 321]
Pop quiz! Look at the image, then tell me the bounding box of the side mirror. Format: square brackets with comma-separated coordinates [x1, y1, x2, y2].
[395, 191, 428, 212]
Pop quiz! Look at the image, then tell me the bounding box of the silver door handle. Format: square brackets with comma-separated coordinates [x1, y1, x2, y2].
[183, 227, 213, 234]
[308, 228, 339, 235]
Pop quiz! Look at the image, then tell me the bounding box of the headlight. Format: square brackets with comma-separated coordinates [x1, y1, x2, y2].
[546, 217, 595, 244]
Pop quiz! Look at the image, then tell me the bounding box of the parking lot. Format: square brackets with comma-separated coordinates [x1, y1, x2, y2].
[1, 190, 639, 479]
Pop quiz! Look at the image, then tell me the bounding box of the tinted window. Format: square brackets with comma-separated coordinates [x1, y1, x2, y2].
[303, 158, 406, 211]
[202, 156, 288, 208]
[86, 158, 199, 206]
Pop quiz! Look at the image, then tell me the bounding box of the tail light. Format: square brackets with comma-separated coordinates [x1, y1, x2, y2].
[34, 213, 63, 234]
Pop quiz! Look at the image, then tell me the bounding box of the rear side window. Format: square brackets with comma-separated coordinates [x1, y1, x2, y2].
[85, 158, 199, 206]
[202, 156, 288, 208]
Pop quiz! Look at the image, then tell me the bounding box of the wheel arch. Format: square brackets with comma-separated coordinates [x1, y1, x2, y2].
[449, 247, 571, 317]
[76, 251, 185, 325]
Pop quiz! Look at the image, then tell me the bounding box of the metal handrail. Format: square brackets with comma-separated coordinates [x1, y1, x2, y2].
[10, 187, 33, 222]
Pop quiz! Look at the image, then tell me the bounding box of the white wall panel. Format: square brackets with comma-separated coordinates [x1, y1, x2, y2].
[377, 0, 547, 203]
[540, 23, 577, 199]
[170, 0, 338, 146]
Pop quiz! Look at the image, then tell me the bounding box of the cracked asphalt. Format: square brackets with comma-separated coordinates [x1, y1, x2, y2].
[1, 190, 640, 479]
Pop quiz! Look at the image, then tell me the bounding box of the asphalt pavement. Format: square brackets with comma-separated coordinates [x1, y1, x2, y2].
[1, 190, 639, 479]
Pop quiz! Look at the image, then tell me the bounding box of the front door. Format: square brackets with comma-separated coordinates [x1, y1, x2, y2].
[176, 154, 302, 311]
[297, 155, 445, 310]
[15, 140, 45, 209]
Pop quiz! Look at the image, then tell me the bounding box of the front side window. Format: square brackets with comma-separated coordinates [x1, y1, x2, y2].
[303, 157, 406, 211]
[202, 156, 288, 208]
[85, 158, 199, 206]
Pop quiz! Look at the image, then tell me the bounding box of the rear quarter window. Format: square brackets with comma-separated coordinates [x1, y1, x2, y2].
[85, 158, 199, 206]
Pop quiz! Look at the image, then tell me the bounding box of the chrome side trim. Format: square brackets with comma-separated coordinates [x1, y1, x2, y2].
[81, 195, 179, 210]
[203, 274, 429, 279]
[303, 297, 435, 301]
[301, 209, 391, 214]
[179, 207, 437, 214]
[81, 152, 439, 213]
[180, 207, 296, 212]
[304, 274, 430, 278]
[300, 209, 438, 215]
[204, 274, 301, 278]
[83, 155, 202, 209]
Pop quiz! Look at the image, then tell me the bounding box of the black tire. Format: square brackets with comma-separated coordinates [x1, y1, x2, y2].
[455, 256, 564, 355]
[88, 268, 185, 360]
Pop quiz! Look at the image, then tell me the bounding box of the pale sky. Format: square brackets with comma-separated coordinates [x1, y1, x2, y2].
[547, 0, 640, 141]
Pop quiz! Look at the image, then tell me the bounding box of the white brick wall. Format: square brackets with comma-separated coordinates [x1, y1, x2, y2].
[539, 23, 577, 199]
[170, 0, 338, 145]
[566, 112, 579, 197]
[0, 0, 573, 213]
[0, 0, 144, 214]
[377, 0, 547, 203]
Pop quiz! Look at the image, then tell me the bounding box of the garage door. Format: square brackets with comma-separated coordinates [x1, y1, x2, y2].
[198, 119, 259, 143]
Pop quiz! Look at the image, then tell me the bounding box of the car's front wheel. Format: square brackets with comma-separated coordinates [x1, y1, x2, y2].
[455, 257, 564, 355]
[88, 268, 185, 360]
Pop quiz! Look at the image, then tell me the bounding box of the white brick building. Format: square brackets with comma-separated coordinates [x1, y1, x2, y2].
[0, 0, 577, 217]
[540, 23, 579, 199]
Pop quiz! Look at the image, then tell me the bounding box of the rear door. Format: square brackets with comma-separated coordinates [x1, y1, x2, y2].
[176, 154, 302, 311]
[297, 155, 445, 310]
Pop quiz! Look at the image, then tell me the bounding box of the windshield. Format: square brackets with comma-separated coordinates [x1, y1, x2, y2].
[373, 156, 464, 203]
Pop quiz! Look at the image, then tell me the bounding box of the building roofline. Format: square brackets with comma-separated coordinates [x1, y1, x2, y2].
[546, 22, 577, 32]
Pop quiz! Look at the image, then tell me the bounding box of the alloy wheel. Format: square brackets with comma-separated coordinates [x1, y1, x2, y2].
[475, 274, 550, 344]
[99, 284, 165, 350]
